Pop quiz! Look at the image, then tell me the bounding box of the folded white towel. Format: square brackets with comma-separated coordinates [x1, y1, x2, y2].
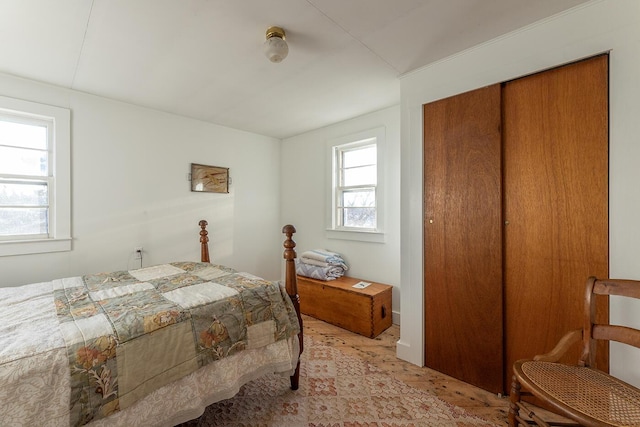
[299, 257, 331, 268]
[300, 249, 348, 271]
[295, 259, 345, 281]
[300, 249, 341, 263]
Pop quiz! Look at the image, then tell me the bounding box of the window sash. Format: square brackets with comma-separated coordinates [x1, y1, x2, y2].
[0, 178, 50, 206]
[338, 207, 377, 229]
[0, 146, 49, 176]
[334, 142, 378, 230]
[0, 207, 49, 239]
[326, 127, 385, 242]
[336, 187, 377, 229]
[0, 113, 49, 150]
[336, 186, 376, 208]
[0, 96, 70, 256]
[0, 113, 53, 240]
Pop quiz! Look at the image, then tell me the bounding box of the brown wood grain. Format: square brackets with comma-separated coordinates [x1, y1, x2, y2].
[297, 275, 393, 338]
[502, 55, 609, 391]
[423, 84, 504, 394]
[199, 220, 210, 263]
[422, 55, 608, 396]
[282, 225, 303, 390]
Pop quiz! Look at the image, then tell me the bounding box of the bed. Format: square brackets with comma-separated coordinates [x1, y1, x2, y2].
[0, 220, 303, 427]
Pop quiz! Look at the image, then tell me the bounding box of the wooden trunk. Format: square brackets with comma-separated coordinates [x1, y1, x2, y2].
[297, 275, 392, 338]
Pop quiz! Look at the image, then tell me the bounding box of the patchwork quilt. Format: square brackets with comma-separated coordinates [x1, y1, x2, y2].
[0, 262, 300, 427]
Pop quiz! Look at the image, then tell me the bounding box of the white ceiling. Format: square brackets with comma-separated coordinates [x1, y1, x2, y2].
[0, 0, 587, 139]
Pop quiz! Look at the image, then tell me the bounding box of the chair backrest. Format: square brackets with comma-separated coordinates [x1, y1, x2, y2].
[581, 277, 640, 367]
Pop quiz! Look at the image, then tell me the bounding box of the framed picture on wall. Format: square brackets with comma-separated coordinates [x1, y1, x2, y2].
[191, 163, 229, 193]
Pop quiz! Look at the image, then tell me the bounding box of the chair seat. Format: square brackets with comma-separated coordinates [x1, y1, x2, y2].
[515, 360, 640, 426]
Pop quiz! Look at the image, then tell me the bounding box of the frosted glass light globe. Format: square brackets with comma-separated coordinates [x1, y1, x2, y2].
[263, 36, 289, 63]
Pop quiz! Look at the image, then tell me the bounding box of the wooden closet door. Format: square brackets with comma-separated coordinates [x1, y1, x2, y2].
[503, 55, 609, 392]
[423, 84, 503, 394]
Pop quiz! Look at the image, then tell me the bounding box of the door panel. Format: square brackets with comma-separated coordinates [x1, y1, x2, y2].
[502, 55, 609, 392]
[423, 84, 503, 394]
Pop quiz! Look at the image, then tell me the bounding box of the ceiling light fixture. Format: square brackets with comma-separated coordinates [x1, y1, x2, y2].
[263, 26, 288, 63]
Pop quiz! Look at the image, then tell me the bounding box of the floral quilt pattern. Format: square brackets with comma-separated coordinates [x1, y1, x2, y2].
[50, 262, 299, 426]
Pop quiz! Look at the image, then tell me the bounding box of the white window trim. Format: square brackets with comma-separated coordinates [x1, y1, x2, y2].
[326, 127, 385, 243]
[0, 96, 71, 256]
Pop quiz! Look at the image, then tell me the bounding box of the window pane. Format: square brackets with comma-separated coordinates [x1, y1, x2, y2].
[342, 207, 376, 228]
[0, 120, 47, 150]
[0, 207, 48, 236]
[0, 182, 48, 206]
[0, 146, 48, 176]
[342, 165, 376, 186]
[343, 145, 376, 168]
[341, 189, 375, 208]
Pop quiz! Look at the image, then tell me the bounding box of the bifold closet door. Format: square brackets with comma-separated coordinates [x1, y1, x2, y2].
[423, 84, 503, 394]
[502, 55, 609, 392]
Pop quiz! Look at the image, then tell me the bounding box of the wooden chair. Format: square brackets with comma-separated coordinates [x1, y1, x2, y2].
[509, 277, 640, 427]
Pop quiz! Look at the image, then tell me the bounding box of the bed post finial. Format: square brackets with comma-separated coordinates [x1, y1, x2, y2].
[282, 224, 302, 390]
[282, 224, 298, 304]
[199, 220, 210, 263]
[282, 224, 296, 258]
[282, 224, 297, 297]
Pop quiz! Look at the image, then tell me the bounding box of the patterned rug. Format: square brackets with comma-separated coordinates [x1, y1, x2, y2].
[178, 337, 498, 426]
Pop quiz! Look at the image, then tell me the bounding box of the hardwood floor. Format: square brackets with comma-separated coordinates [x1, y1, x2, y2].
[303, 315, 510, 425]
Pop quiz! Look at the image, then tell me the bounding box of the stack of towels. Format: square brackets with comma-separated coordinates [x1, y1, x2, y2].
[296, 249, 348, 281]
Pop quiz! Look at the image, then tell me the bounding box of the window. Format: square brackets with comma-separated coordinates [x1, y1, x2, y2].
[327, 127, 385, 242]
[0, 96, 71, 256]
[335, 142, 377, 229]
[0, 118, 51, 238]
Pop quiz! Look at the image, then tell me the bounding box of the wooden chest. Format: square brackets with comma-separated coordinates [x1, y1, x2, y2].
[297, 275, 393, 338]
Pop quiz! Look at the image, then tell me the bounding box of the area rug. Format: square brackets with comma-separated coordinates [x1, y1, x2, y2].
[179, 336, 498, 426]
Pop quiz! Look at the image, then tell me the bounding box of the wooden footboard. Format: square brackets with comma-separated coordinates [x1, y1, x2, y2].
[197, 220, 303, 390]
[282, 224, 303, 390]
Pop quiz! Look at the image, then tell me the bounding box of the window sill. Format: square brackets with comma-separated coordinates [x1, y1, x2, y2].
[0, 238, 72, 257]
[325, 229, 386, 243]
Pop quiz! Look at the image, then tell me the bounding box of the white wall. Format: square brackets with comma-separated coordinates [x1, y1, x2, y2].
[399, 0, 640, 386]
[281, 106, 401, 323]
[0, 74, 283, 287]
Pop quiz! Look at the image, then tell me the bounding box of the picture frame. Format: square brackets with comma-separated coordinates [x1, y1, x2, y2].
[190, 163, 229, 193]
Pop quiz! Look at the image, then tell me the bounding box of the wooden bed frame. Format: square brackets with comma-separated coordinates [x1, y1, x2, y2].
[198, 219, 303, 390]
